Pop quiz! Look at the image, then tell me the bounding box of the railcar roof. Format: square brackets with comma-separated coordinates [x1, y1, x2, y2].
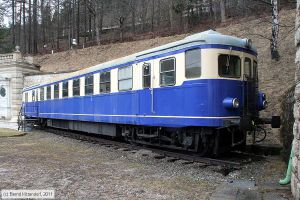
[24, 30, 257, 91]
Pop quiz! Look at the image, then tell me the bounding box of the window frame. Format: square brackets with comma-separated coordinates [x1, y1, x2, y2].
[32, 90, 35, 102]
[185, 48, 201, 79]
[73, 78, 80, 97]
[253, 60, 258, 81]
[244, 57, 252, 78]
[142, 63, 151, 88]
[85, 75, 94, 96]
[62, 81, 69, 98]
[100, 71, 111, 93]
[46, 86, 51, 100]
[25, 92, 28, 102]
[118, 65, 133, 91]
[159, 57, 176, 87]
[40, 87, 44, 101]
[218, 54, 241, 79]
[54, 84, 59, 99]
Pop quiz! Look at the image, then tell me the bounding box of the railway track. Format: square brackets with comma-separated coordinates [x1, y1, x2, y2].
[44, 128, 265, 170]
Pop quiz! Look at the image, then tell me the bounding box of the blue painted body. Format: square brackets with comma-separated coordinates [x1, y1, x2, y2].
[24, 79, 244, 128]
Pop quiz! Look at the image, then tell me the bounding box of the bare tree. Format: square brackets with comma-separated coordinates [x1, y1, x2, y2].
[220, 0, 226, 22]
[12, 0, 15, 47]
[32, 0, 38, 53]
[28, 0, 32, 53]
[271, 0, 280, 60]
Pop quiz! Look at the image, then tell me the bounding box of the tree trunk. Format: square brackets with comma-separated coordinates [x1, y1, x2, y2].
[169, 0, 175, 30]
[84, 0, 87, 44]
[57, 0, 60, 50]
[18, 1, 21, 46]
[131, 0, 136, 34]
[77, 0, 80, 45]
[151, 0, 155, 32]
[12, 0, 15, 47]
[41, 0, 46, 47]
[68, 0, 71, 49]
[22, 0, 26, 53]
[271, 0, 280, 60]
[95, 6, 100, 44]
[33, 0, 38, 54]
[28, 0, 32, 53]
[156, 0, 161, 27]
[88, 11, 92, 40]
[220, 0, 226, 23]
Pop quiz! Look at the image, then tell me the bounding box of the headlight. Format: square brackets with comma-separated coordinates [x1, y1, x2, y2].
[263, 100, 268, 108]
[245, 39, 252, 48]
[232, 98, 240, 108]
[223, 97, 240, 109]
[258, 92, 267, 110]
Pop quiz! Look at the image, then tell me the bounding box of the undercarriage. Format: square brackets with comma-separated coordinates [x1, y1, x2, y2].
[121, 125, 246, 156]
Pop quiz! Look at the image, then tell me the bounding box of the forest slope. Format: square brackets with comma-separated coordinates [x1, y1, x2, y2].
[34, 9, 296, 144]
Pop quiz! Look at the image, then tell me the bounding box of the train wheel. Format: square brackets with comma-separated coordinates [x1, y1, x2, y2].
[196, 129, 215, 156]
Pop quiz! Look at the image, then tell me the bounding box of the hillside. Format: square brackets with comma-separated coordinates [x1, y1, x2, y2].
[33, 9, 296, 144]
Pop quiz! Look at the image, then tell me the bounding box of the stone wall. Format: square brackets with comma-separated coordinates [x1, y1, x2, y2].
[24, 73, 69, 88]
[0, 51, 40, 129]
[292, 2, 300, 199]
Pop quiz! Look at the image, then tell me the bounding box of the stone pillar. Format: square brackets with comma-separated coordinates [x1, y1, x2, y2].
[292, 2, 300, 199]
[0, 51, 40, 129]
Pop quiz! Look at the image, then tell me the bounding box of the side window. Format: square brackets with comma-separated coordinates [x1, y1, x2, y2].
[32, 90, 35, 101]
[25, 92, 28, 102]
[46, 86, 51, 100]
[118, 66, 133, 91]
[54, 84, 59, 99]
[160, 58, 176, 86]
[253, 61, 258, 81]
[218, 54, 241, 78]
[85, 75, 94, 95]
[143, 63, 151, 88]
[244, 57, 251, 78]
[73, 79, 80, 96]
[185, 49, 201, 78]
[63, 82, 68, 98]
[40, 87, 44, 101]
[100, 72, 111, 93]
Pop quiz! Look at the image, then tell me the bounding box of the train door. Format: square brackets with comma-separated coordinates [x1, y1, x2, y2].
[140, 61, 155, 115]
[243, 57, 257, 118]
[0, 79, 10, 120]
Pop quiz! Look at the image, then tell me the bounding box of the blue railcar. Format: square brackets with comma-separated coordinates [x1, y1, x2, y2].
[22, 30, 280, 155]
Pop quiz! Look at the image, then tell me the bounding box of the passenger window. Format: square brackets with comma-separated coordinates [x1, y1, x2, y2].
[118, 66, 133, 91]
[32, 90, 35, 101]
[185, 49, 201, 78]
[73, 79, 80, 96]
[253, 61, 258, 81]
[143, 63, 151, 88]
[218, 55, 241, 78]
[160, 58, 176, 86]
[46, 86, 51, 100]
[40, 87, 44, 101]
[63, 82, 68, 98]
[25, 93, 28, 102]
[100, 72, 111, 93]
[85, 75, 94, 95]
[54, 84, 59, 99]
[244, 58, 252, 78]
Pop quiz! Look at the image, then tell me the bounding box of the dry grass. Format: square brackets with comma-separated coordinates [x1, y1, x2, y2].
[0, 128, 26, 137]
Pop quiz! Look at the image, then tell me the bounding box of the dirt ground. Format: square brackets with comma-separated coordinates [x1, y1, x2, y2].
[0, 130, 292, 200]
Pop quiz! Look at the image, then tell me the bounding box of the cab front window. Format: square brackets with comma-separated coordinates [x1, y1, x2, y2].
[218, 54, 241, 78]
